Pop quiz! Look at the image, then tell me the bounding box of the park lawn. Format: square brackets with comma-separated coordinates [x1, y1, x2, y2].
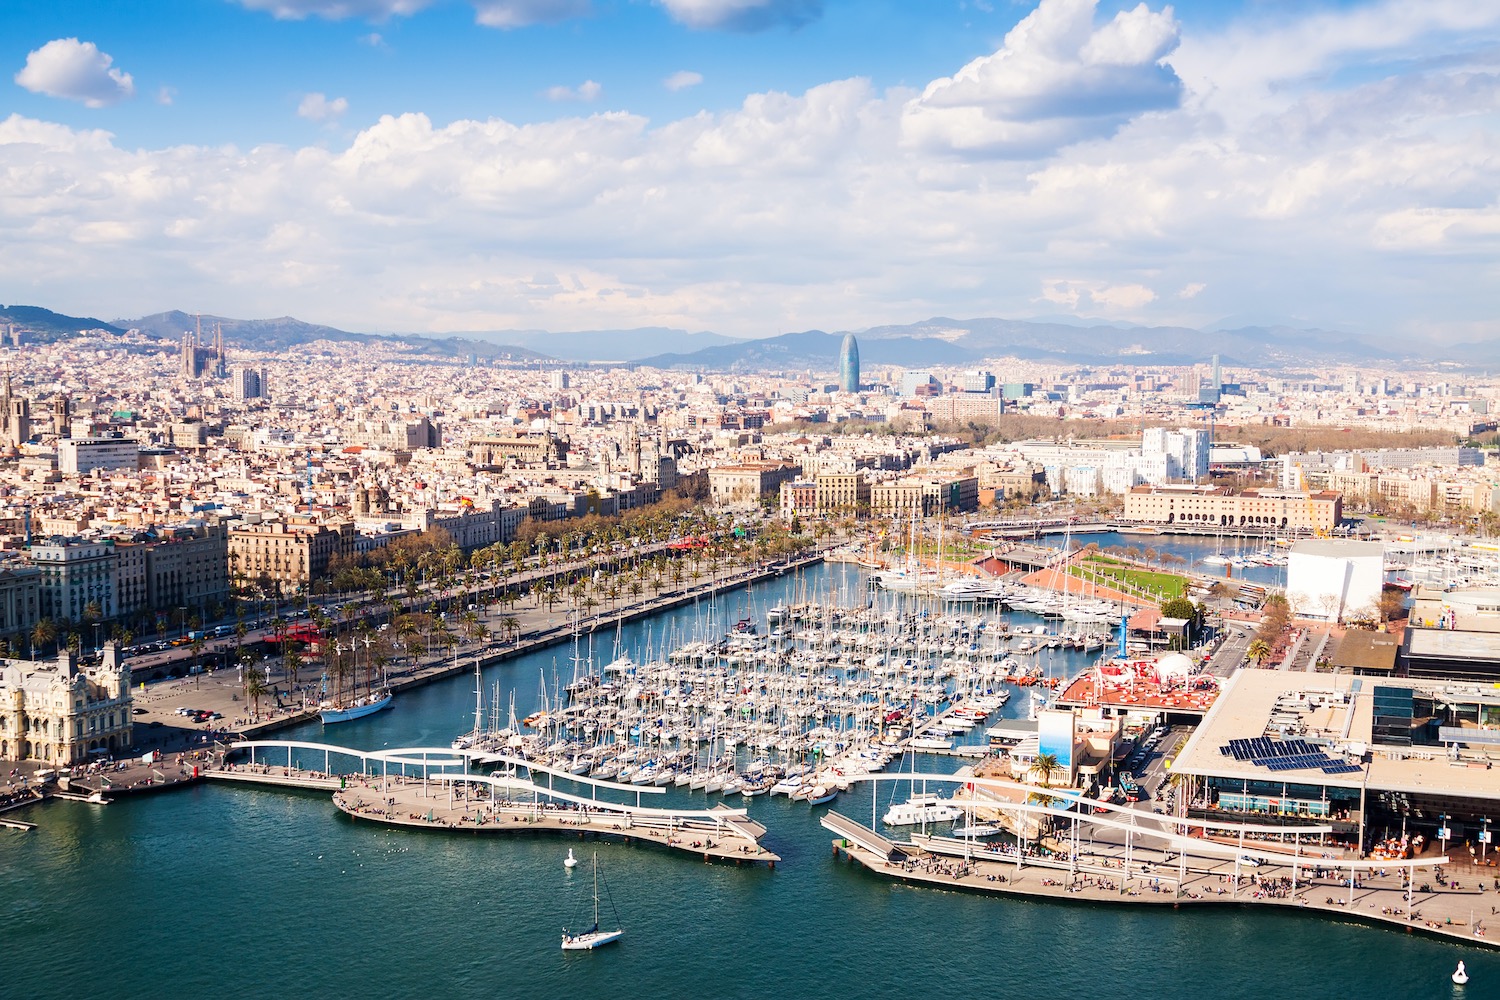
[1072, 555, 1187, 600]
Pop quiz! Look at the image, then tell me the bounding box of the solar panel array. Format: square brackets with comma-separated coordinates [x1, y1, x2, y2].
[1218, 737, 1363, 776]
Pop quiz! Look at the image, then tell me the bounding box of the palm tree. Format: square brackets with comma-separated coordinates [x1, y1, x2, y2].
[501, 615, 521, 645]
[245, 664, 269, 718]
[1247, 638, 1272, 668]
[1030, 751, 1060, 789]
[30, 618, 57, 659]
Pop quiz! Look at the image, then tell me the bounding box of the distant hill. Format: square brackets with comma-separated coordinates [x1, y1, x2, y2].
[459, 327, 738, 362]
[123, 311, 375, 350]
[638, 329, 974, 370]
[633, 316, 1411, 372]
[16, 302, 1435, 368]
[857, 317, 1404, 367]
[1, 304, 124, 342]
[118, 310, 552, 361]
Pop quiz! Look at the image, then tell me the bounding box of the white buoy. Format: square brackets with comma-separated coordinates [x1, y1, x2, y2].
[1453, 960, 1468, 985]
[565, 848, 579, 869]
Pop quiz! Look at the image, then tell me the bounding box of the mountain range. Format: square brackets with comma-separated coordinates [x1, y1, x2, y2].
[0, 304, 1475, 370]
[639, 317, 1406, 370]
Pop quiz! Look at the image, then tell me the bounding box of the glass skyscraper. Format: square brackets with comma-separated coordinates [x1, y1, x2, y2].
[838, 333, 860, 393]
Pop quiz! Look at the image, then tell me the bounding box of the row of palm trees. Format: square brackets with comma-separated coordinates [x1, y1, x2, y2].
[221, 506, 825, 713]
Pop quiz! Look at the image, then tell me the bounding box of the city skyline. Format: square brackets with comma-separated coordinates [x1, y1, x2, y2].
[3, 1, 1497, 345]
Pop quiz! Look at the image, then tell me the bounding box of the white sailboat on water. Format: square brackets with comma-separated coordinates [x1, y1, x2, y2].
[561, 854, 623, 951]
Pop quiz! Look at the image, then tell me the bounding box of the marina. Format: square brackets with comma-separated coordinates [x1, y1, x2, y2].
[5, 562, 1499, 999]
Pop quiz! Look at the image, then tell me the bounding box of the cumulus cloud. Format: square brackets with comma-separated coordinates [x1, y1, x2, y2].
[236, 0, 828, 31]
[157, 86, 177, 106]
[1171, 0, 1500, 124]
[298, 92, 350, 122]
[14, 38, 136, 108]
[664, 70, 704, 92]
[903, 0, 1180, 157]
[658, 0, 822, 31]
[544, 80, 602, 102]
[1040, 280, 1157, 312]
[473, 0, 591, 28]
[4, 4, 1499, 342]
[235, 0, 434, 19]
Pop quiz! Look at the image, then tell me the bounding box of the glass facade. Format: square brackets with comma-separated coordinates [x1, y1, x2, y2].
[1372, 685, 1415, 746]
[838, 334, 859, 393]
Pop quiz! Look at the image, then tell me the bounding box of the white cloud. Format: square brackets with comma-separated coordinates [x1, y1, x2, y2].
[664, 70, 704, 92]
[235, 0, 828, 31]
[359, 32, 388, 47]
[544, 81, 602, 102]
[235, 0, 434, 19]
[902, 0, 1180, 157]
[14, 38, 136, 108]
[658, 0, 822, 31]
[1040, 279, 1156, 312]
[1170, 0, 1500, 124]
[473, 0, 591, 28]
[4, 3, 1500, 343]
[298, 92, 350, 122]
[157, 86, 177, 106]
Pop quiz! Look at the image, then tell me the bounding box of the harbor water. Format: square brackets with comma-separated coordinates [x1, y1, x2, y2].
[2, 563, 1491, 999]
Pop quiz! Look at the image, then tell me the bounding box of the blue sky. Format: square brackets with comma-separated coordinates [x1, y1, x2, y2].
[3, 0, 1498, 344]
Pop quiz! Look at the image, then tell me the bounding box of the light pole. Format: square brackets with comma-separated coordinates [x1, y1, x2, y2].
[1483, 817, 1492, 864]
[1439, 813, 1450, 861]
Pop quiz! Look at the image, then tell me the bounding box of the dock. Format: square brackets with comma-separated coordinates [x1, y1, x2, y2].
[333, 788, 779, 864]
[204, 742, 781, 865]
[822, 811, 1500, 951]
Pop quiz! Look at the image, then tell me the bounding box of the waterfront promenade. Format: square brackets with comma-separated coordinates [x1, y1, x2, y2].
[828, 812, 1500, 951]
[118, 546, 834, 749]
[201, 749, 780, 865]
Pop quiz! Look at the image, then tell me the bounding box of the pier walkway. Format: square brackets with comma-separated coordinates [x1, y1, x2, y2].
[820, 771, 1500, 951]
[207, 740, 779, 864]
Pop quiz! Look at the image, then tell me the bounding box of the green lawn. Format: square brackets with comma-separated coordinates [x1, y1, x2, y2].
[1070, 555, 1187, 600]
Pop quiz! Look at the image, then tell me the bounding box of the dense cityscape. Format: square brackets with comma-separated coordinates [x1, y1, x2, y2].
[6, 0, 1500, 995]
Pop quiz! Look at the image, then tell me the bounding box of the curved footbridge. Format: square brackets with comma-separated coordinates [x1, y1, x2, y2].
[823, 772, 1499, 950]
[209, 740, 777, 865]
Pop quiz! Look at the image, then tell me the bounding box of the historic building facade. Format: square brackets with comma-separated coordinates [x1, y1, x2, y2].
[0, 643, 132, 764]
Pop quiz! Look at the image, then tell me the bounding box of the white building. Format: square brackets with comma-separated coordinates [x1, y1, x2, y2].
[1286, 539, 1385, 623]
[58, 437, 140, 475]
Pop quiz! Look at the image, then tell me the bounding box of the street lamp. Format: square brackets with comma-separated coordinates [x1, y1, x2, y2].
[1439, 813, 1450, 860]
[1483, 817, 1492, 864]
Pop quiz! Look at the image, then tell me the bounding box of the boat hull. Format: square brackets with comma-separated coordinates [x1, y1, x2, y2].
[561, 929, 623, 950]
[320, 691, 393, 724]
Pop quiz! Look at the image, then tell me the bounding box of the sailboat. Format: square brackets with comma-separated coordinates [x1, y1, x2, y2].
[561, 854, 623, 951]
[564, 848, 578, 870]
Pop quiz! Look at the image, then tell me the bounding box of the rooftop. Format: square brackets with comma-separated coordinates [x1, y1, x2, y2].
[1173, 668, 1500, 801]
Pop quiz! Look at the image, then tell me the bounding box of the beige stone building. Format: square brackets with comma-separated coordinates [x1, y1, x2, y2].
[707, 461, 802, 506]
[228, 519, 355, 591]
[869, 475, 979, 517]
[1122, 485, 1342, 534]
[814, 472, 870, 514]
[0, 643, 132, 764]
